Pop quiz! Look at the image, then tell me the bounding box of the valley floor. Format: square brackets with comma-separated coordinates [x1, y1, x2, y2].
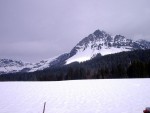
[0, 79, 150, 113]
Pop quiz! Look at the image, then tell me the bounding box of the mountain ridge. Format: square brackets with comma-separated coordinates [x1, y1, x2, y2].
[0, 29, 150, 75]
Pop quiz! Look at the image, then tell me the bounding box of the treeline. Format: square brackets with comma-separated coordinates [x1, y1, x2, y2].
[0, 49, 150, 81]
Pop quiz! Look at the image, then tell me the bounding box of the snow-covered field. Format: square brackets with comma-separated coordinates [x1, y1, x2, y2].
[0, 79, 150, 113]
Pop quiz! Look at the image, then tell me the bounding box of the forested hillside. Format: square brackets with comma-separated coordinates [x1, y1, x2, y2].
[0, 49, 150, 81]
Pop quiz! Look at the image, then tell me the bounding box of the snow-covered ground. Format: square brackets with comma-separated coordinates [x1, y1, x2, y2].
[0, 79, 150, 113]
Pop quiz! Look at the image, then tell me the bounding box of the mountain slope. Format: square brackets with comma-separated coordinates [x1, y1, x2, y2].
[0, 59, 33, 74]
[1, 49, 150, 81]
[66, 30, 150, 64]
[0, 29, 150, 75]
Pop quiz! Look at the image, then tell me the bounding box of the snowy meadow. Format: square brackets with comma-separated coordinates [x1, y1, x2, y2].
[0, 79, 150, 113]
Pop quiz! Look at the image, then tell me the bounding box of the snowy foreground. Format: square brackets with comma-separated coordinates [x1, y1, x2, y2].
[0, 79, 150, 113]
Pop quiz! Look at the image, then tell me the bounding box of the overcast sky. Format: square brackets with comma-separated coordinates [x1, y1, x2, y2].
[0, 0, 150, 62]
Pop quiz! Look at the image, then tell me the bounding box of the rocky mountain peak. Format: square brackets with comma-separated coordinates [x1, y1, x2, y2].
[77, 30, 110, 45]
[0, 59, 24, 67]
[70, 30, 113, 56]
[135, 39, 150, 49]
[93, 29, 106, 37]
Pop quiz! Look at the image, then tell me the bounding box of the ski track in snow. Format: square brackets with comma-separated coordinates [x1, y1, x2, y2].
[0, 79, 150, 113]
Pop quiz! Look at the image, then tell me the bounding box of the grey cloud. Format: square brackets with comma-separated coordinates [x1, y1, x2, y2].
[0, 0, 150, 62]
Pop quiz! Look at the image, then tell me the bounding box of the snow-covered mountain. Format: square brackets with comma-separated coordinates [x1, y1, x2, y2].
[0, 54, 69, 74]
[66, 30, 150, 64]
[0, 53, 70, 74]
[0, 29, 150, 75]
[0, 59, 33, 74]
